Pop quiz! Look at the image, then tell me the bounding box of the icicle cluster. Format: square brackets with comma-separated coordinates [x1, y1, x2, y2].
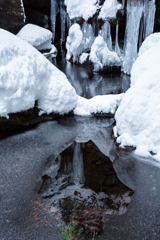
[123, 0, 156, 74]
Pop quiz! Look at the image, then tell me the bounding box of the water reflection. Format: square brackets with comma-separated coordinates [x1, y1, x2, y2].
[38, 140, 134, 238]
[52, 58, 130, 99]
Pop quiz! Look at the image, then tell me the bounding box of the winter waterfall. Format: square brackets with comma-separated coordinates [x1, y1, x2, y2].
[50, 0, 156, 74]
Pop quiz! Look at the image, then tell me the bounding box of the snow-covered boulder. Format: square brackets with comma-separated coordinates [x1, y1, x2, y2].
[17, 24, 53, 50]
[99, 0, 122, 20]
[138, 32, 160, 56]
[0, 28, 77, 118]
[89, 36, 121, 72]
[115, 41, 160, 161]
[74, 94, 123, 116]
[64, 0, 99, 21]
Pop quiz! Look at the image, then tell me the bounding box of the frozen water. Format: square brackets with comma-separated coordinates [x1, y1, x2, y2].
[100, 21, 112, 51]
[98, 0, 122, 20]
[51, 0, 58, 41]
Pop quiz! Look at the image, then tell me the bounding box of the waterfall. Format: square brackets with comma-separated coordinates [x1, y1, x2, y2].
[60, 0, 66, 45]
[82, 22, 95, 52]
[123, 0, 156, 74]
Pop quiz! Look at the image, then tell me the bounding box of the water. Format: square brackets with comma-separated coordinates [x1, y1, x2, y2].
[52, 57, 130, 99]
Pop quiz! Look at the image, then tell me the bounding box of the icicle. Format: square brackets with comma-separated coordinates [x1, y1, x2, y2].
[51, 0, 58, 42]
[100, 21, 112, 51]
[115, 21, 121, 56]
[82, 22, 95, 52]
[60, 0, 66, 45]
[143, 0, 156, 39]
[122, 0, 143, 74]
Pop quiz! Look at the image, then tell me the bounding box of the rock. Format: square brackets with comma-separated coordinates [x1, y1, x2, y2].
[25, 9, 46, 27]
[0, 0, 25, 34]
[23, 0, 50, 15]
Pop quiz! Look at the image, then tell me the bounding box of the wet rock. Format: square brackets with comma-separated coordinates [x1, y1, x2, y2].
[0, 0, 24, 34]
[23, 0, 50, 15]
[25, 9, 46, 27]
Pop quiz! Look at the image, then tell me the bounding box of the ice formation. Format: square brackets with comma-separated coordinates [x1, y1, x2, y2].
[115, 39, 160, 161]
[20, 0, 26, 23]
[89, 36, 121, 72]
[0, 29, 77, 117]
[17, 24, 53, 50]
[74, 94, 124, 116]
[123, 0, 156, 74]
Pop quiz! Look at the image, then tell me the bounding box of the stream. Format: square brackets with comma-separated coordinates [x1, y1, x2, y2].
[0, 58, 160, 240]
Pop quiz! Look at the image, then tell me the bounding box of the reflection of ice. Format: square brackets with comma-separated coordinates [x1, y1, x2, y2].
[71, 142, 85, 185]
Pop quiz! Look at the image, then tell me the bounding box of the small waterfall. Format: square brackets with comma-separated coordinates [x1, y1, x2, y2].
[82, 22, 95, 52]
[115, 21, 121, 56]
[71, 142, 85, 185]
[60, 0, 66, 45]
[51, 0, 58, 42]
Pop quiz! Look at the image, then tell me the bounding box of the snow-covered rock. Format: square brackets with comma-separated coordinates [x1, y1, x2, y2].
[17, 24, 52, 50]
[89, 36, 121, 71]
[99, 0, 122, 20]
[0, 28, 77, 118]
[74, 94, 124, 116]
[115, 41, 160, 161]
[64, 0, 99, 21]
[138, 32, 160, 56]
[43, 44, 57, 58]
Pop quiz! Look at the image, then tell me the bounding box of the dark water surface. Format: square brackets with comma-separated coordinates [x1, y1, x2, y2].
[0, 61, 160, 240]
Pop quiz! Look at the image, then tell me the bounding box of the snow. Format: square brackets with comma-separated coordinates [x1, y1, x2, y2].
[66, 23, 83, 62]
[17, 24, 52, 50]
[79, 53, 89, 64]
[43, 44, 57, 58]
[115, 41, 160, 161]
[64, 0, 99, 21]
[74, 94, 124, 116]
[89, 36, 121, 71]
[0, 28, 77, 118]
[138, 33, 160, 56]
[99, 0, 122, 20]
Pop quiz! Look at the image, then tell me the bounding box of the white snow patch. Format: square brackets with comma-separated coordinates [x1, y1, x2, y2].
[99, 0, 122, 20]
[0, 28, 77, 118]
[17, 24, 52, 50]
[89, 36, 122, 71]
[74, 94, 124, 116]
[138, 33, 160, 56]
[43, 44, 57, 58]
[115, 41, 160, 161]
[64, 0, 99, 21]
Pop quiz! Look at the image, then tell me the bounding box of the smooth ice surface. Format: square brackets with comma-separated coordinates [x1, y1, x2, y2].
[17, 24, 52, 50]
[99, 0, 122, 20]
[74, 94, 123, 116]
[89, 36, 121, 71]
[138, 33, 160, 56]
[0, 29, 77, 117]
[115, 41, 160, 161]
[64, 0, 99, 21]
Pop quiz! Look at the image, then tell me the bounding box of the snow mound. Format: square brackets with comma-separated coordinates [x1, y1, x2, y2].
[74, 94, 124, 116]
[0, 28, 77, 118]
[17, 24, 52, 50]
[138, 32, 160, 56]
[99, 0, 122, 20]
[115, 42, 160, 161]
[89, 36, 121, 71]
[64, 0, 99, 21]
[66, 23, 83, 62]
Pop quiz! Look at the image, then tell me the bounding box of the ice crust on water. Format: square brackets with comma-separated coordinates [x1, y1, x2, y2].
[17, 24, 53, 50]
[0, 29, 77, 117]
[115, 36, 160, 161]
[74, 94, 124, 116]
[89, 36, 121, 71]
[98, 0, 122, 20]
